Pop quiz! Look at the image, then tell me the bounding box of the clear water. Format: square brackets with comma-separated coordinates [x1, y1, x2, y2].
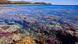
[0, 4, 78, 17]
[0, 4, 78, 27]
[0, 4, 77, 44]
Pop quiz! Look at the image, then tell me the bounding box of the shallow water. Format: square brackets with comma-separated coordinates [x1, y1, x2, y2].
[0, 4, 78, 16]
[0, 5, 78, 22]
[0, 4, 77, 44]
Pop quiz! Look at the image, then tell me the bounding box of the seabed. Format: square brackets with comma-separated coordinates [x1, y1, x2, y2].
[0, 4, 77, 44]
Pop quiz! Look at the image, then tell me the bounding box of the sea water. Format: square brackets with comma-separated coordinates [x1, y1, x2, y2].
[0, 4, 77, 44]
[0, 4, 78, 27]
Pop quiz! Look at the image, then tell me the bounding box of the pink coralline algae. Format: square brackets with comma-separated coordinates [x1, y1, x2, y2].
[0, 32, 11, 37]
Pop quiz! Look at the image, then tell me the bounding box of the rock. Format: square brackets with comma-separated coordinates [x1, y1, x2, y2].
[16, 36, 37, 44]
[12, 34, 22, 41]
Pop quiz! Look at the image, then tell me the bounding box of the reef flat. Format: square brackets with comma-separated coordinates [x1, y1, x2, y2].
[0, 5, 78, 44]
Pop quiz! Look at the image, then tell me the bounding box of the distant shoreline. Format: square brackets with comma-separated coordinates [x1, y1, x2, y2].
[0, 1, 52, 5]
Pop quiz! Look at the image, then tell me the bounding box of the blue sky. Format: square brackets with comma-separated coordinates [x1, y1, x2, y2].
[9, 0, 78, 5]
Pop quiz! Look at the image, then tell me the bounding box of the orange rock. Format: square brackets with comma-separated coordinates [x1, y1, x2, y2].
[16, 36, 36, 44]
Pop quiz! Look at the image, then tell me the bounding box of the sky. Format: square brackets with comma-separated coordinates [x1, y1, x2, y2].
[9, 0, 78, 5]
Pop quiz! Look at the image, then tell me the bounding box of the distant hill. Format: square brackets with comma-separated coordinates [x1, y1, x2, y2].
[0, 0, 51, 5]
[8, 1, 32, 4]
[33, 2, 51, 5]
[0, 0, 8, 3]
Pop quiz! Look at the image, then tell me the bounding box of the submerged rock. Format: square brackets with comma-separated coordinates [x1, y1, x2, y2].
[0, 9, 77, 44]
[16, 36, 37, 44]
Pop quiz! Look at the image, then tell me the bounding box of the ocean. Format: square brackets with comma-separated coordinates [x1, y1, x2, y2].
[0, 4, 78, 16]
